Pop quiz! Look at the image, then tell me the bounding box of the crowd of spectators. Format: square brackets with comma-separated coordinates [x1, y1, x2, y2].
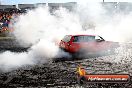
[0, 9, 25, 33]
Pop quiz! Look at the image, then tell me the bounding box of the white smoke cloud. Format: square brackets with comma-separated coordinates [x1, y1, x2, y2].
[76, 2, 132, 64]
[0, 6, 83, 71]
[0, 51, 33, 71]
[77, 3, 132, 43]
[95, 13, 132, 42]
[13, 7, 82, 46]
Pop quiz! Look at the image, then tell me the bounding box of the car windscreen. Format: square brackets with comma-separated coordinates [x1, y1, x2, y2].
[73, 36, 95, 42]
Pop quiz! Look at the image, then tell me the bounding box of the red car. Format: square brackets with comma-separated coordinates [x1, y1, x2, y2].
[59, 35, 119, 57]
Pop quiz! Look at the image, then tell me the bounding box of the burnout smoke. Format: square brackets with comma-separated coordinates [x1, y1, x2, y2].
[0, 6, 83, 71]
[0, 2, 132, 71]
[76, 2, 132, 64]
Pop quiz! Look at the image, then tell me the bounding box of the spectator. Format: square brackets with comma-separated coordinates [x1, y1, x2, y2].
[0, 9, 23, 32]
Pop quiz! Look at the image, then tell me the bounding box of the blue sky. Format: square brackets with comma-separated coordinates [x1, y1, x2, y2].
[2, 0, 132, 5]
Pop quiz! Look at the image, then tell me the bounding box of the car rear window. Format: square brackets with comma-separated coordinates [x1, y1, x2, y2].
[62, 35, 71, 42]
[73, 35, 95, 42]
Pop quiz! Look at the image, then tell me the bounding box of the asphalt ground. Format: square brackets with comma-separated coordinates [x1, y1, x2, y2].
[0, 38, 132, 87]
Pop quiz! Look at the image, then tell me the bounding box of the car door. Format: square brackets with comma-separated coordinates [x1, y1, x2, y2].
[69, 35, 97, 53]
